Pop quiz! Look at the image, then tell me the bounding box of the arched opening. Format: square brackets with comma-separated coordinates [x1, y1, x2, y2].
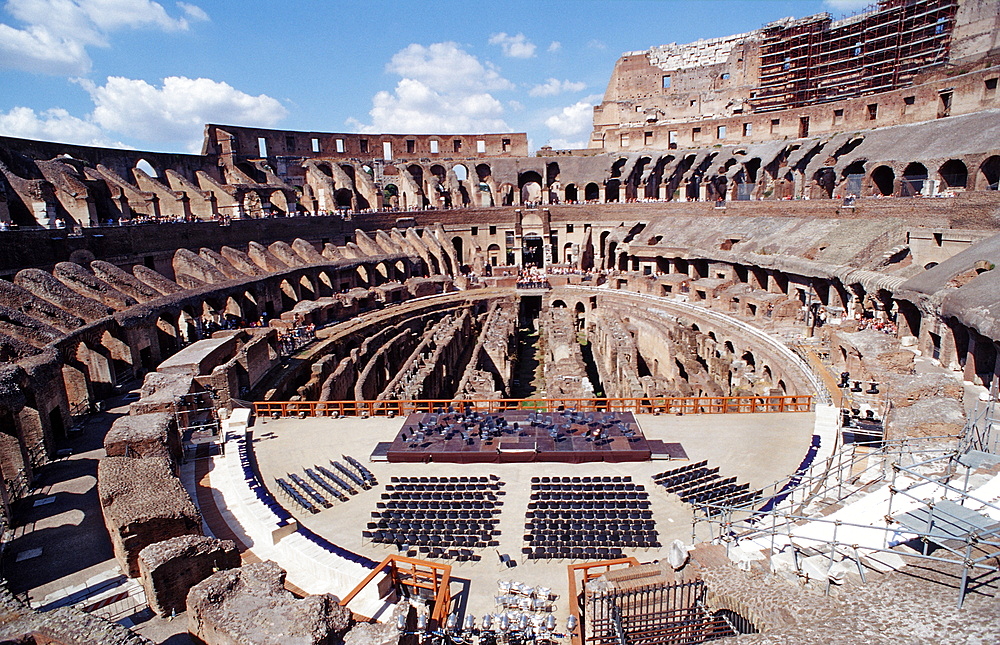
[299, 275, 316, 301]
[901, 162, 928, 197]
[552, 300, 567, 308]
[451, 236, 464, 267]
[979, 156, 1000, 190]
[453, 164, 469, 181]
[382, 183, 399, 209]
[565, 183, 578, 202]
[487, 243, 501, 267]
[605, 179, 620, 203]
[499, 183, 515, 206]
[841, 160, 866, 196]
[545, 162, 560, 202]
[599, 231, 611, 260]
[178, 308, 199, 344]
[156, 313, 179, 358]
[813, 167, 836, 198]
[584, 182, 600, 202]
[522, 233, 544, 268]
[474, 163, 493, 207]
[724, 341, 735, 355]
[871, 166, 894, 196]
[519, 170, 543, 205]
[135, 158, 158, 180]
[356, 265, 369, 286]
[279, 279, 297, 311]
[939, 159, 968, 189]
[563, 242, 575, 265]
[741, 350, 756, 369]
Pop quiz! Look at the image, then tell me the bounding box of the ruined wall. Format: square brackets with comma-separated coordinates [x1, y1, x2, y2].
[540, 307, 594, 398]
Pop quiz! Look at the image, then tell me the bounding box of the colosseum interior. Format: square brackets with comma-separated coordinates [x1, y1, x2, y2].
[1, 0, 1000, 643]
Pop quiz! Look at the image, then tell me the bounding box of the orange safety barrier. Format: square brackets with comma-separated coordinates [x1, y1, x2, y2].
[253, 394, 813, 418]
[340, 554, 452, 626]
[566, 558, 641, 645]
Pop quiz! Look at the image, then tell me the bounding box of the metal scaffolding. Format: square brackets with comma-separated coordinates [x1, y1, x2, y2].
[753, 0, 959, 112]
[691, 402, 1000, 607]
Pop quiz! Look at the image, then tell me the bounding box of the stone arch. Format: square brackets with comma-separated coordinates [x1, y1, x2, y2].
[156, 312, 179, 359]
[498, 183, 515, 206]
[178, 307, 200, 344]
[901, 162, 928, 196]
[299, 274, 316, 301]
[978, 155, 1000, 190]
[279, 279, 298, 311]
[135, 158, 158, 178]
[871, 165, 894, 196]
[451, 237, 464, 267]
[519, 170, 543, 205]
[938, 159, 967, 189]
[741, 350, 756, 369]
[565, 183, 578, 202]
[605, 179, 621, 203]
[317, 271, 334, 297]
[487, 243, 501, 267]
[552, 300, 567, 308]
[356, 265, 370, 286]
[584, 182, 600, 201]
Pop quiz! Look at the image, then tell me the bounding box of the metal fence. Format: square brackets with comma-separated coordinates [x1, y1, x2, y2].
[585, 580, 746, 645]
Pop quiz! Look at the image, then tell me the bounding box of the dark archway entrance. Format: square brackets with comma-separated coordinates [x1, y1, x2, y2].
[522, 233, 544, 268]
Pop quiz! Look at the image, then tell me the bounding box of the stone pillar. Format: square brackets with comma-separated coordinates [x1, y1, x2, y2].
[139, 535, 239, 616]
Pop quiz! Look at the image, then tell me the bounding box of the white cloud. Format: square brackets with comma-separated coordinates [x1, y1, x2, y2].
[547, 41, 561, 53]
[387, 42, 513, 93]
[586, 39, 607, 50]
[529, 78, 586, 97]
[0, 0, 208, 75]
[545, 137, 587, 150]
[488, 32, 536, 59]
[352, 42, 512, 134]
[78, 76, 286, 151]
[176, 1, 208, 22]
[507, 100, 523, 112]
[544, 95, 601, 137]
[824, 0, 871, 10]
[0, 106, 127, 147]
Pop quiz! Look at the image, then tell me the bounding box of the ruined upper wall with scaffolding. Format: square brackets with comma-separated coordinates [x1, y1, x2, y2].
[592, 0, 998, 144]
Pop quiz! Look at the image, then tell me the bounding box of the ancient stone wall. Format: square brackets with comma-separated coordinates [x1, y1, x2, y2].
[138, 535, 240, 617]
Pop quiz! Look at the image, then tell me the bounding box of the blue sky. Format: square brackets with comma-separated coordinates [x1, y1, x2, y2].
[0, 0, 870, 154]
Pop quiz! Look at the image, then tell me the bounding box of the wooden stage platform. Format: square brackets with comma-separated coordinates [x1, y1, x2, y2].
[379, 410, 681, 464]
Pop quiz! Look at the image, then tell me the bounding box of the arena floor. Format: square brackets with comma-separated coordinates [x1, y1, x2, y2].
[249, 410, 815, 627]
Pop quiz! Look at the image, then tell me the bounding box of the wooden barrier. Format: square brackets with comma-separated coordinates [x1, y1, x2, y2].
[253, 395, 813, 419]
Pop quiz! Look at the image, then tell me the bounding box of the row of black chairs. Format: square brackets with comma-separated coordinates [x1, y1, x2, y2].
[275, 477, 319, 513]
[525, 532, 659, 549]
[369, 519, 499, 533]
[382, 490, 500, 501]
[531, 475, 632, 484]
[342, 454, 377, 487]
[526, 519, 656, 532]
[529, 490, 646, 503]
[531, 482, 642, 492]
[528, 501, 651, 512]
[365, 530, 497, 550]
[377, 500, 500, 512]
[390, 475, 499, 484]
[386, 482, 499, 492]
[373, 509, 496, 521]
[652, 460, 708, 482]
[524, 546, 625, 561]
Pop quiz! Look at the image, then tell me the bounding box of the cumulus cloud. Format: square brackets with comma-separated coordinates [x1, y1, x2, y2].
[387, 42, 513, 93]
[545, 137, 587, 150]
[488, 32, 536, 58]
[78, 75, 286, 150]
[351, 42, 512, 134]
[547, 41, 561, 53]
[0, 75, 285, 152]
[0, 0, 208, 75]
[529, 78, 586, 97]
[544, 95, 601, 137]
[0, 105, 127, 146]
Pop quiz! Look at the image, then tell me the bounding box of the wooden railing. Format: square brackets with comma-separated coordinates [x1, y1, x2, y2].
[253, 395, 813, 418]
